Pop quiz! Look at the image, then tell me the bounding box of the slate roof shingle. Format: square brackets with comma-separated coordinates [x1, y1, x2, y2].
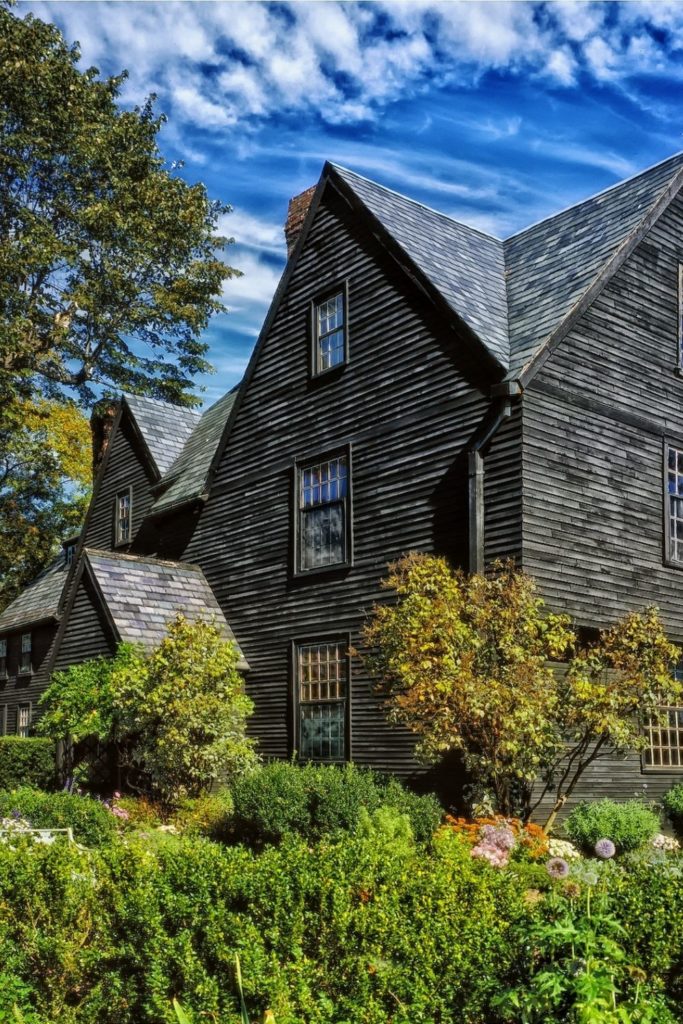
[331, 164, 510, 370]
[0, 554, 69, 632]
[123, 394, 202, 477]
[84, 548, 247, 667]
[150, 387, 239, 515]
[330, 153, 683, 381]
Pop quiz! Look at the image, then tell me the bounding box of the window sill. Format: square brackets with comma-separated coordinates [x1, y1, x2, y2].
[17, 669, 33, 679]
[309, 362, 347, 386]
[292, 561, 352, 582]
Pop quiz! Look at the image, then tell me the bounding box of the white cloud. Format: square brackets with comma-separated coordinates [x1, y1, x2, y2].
[223, 251, 284, 312]
[25, 0, 683, 133]
[218, 211, 286, 256]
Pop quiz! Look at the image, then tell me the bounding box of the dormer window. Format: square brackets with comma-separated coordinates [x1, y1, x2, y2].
[312, 287, 347, 376]
[64, 542, 76, 566]
[115, 487, 132, 545]
[19, 634, 31, 676]
[0, 639, 6, 679]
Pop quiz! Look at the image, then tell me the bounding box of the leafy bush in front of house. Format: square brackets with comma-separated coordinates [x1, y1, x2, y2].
[564, 799, 660, 854]
[0, 810, 535, 1024]
[0, 737, 56, 792]
[40, 618, 257, 805]
[229, 760, 443, 846]
[662, 783, 683, 837]
[171, 790, 235, 839]
[0, 787, 117, 846]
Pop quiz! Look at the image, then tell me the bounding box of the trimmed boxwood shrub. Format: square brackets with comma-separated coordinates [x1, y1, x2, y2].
[0, 737, 56, 791]
[564, 799, 659, 853]
[229, 761, 443, 846]
[662, 783, 683, 837]
[0, 787, 117, 846]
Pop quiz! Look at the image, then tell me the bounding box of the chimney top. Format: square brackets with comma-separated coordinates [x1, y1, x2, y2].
[284, 185, 316, 257]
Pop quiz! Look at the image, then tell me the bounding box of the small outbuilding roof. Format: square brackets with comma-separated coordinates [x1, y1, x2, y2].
[0, 554, 69, 632]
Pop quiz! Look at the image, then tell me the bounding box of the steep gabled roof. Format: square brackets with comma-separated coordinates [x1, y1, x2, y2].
[123, 394, 202, 477]
[0, 554, 69, 632]
[83, 548, 247, 668]
[150, 387, 239, 515]
[331, 164, 509, 371]
[504, 152, 683, 382]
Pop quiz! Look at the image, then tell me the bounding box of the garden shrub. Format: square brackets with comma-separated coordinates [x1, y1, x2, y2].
[0, 737, 56, 791]
[171, 790, 234, 839]
[663, 783, 683, 837]
[229, 761, 442, 846]
[0, 787, 117, 846]
[564, 798, 659, 853]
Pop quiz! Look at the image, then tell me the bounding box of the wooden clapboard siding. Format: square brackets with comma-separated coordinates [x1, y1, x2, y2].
[82, 412, 157, 552]
[52, 578, 116, 673]
[184, 185, 499, 778]
[522, 189, 683, 804]
[484, 402, 523, 565]
[0, 623, 57, 735]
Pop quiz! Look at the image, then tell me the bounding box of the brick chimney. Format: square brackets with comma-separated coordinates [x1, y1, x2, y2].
[284, 185, 316, 257]
[90, 401, 118, 477]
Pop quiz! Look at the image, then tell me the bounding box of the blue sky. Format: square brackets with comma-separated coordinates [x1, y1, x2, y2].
[21, 0, 683, 405]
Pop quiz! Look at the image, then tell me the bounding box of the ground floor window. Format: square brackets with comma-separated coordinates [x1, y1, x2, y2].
[17, 702, 31, 738]
[296, 639, 348, 761]
[645, 706, 683, 768]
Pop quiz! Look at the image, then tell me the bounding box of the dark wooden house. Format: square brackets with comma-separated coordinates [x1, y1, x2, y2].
[8, 151, 683, 812]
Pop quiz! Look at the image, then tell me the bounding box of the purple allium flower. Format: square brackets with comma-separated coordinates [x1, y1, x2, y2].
[594, 838, 616, 860]
[546, 857, 570, 880]
[480, 824, 516, 852]
[11, 809, 21, 820]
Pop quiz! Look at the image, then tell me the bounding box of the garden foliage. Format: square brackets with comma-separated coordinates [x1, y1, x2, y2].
[565, 800, 660, 854]
[229, 760, 443, 846]
[0, 787, 117, 846]
[361, 554, 681, 823]
[662, 783, 683, 837]
[0, 738, 55, 791]
[40, 617, 256, 804]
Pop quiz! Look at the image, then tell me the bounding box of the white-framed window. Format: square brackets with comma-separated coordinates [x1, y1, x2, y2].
[313, 290, 346, 375]
[65, 542, 76, 566]
[297, 453, 350, 572]
[17, 702, 31, 738]
[645, 705, 683, 769]
[296, 640, 348, 761]
[666, 444, 683, 563]
[0, 638, 6, 679]
[19, 633, 31, 675]
[115, 487, 132, 545]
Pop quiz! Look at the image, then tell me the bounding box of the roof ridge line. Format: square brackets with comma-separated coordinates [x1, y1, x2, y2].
[505, 151, 683, 243]
[516, 163, 683, 388]
[330, 162, 503, 243]
[84, 548, 205, 574]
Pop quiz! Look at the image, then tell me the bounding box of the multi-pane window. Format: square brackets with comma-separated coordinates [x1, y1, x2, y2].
[17, 702, 31, 738]
[115, 488, 132, 545]
[65, 542, 76, 566]
[645, 705, 683, 768]
[297, 641, 348, 761]
[298, 455, 349, 571]
[19, 634, 31, 675]
[0, 639, 6, 679]
[314, 291, 346, 374]
[667, 445, 683, 562]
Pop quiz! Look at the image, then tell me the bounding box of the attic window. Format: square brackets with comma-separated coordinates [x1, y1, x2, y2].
[115, 487, 132, 545]
[64, 542, 76, 566]
[312, 287, 347, 376]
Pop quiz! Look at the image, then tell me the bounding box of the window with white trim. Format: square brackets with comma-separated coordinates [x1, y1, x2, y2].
[297, 640, 348, 761]
[645, 705, 683, 769]
[313, 291, 346, 375]
[19, 633, 31, 675]
[666, 444, 683, 562]
[297, 454, 349, 572]
[17, 702, 31, 738]
[115, 487, 132, 545]
[0, 639, 6, 679]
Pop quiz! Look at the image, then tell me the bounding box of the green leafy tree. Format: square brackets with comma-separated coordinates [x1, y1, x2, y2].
[361, 554, 574, 818]
[362, 555, 681, 825]
[40, 618, 256, 803]
[0, 4, 239, 406]
[0, 396, 91, 611]
[538, 609, 681, 832]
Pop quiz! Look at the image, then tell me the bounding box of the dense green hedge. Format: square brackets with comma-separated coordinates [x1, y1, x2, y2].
[229, 761, 443, 846]
[564, 799, 660, 853]
[0, 737, 56, 791]
[0, 808, 681, 1023]
[0, 787, 117, 846]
